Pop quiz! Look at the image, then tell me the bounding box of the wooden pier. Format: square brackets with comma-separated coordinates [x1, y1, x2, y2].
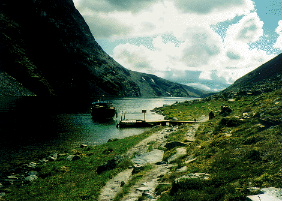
[117, 119, 199, 128]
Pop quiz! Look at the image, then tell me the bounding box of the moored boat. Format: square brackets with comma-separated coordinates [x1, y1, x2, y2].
[91, 101, 116, 120]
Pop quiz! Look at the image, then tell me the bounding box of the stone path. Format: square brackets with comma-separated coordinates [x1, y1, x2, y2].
[98, 116, 208, 201]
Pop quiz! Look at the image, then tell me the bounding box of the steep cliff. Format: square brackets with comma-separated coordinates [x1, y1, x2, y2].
[0, 0, 204, 97]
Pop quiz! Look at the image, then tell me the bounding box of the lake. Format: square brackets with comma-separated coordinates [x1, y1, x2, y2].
[0, 96, 195, 172]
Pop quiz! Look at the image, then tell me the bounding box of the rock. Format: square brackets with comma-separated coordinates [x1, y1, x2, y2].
[48, 153, 58, 161]
[165, 142, 186, 150]
[39, 158, 48, 164]
[28, 171, 38, 176]
[136, 187, 151, 192]
[132, 165, 145, 174]
[0, 192, 6, 198]
[156, 161, 167, 165]
[219, 105, 232, 116]
[25, 175, 38, 182]
[220, 117, 242, 127]
[143, 192, 156, 199]
[167, 147, 187, 163]
[7, 175, 18, 180]
[175, 173, 211, 183]
[209, 111, 215, 120]
[120, 181, 125, 187]
[59, 166, 70, 172]
[247, 187, 282, 201]
[27, 162, 37, 168]
[97, 159, 118, 174]
[66, 155, 81, 161]
[176, 166, 188, 172]
[132, 149, 164, 165]
[108, 138, 119, 142]
[80, 144, 88, 148]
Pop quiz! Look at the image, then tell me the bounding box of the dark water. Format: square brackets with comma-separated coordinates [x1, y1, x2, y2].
[0, 96, 195, 172]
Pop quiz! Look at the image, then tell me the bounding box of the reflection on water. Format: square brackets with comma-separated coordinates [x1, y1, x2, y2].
[0, 96, 195, 172]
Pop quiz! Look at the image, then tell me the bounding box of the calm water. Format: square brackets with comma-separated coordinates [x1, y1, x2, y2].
[0, 96, 195, 171]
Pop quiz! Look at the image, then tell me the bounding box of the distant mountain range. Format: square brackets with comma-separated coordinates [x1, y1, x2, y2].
[0, 0, 206, 98]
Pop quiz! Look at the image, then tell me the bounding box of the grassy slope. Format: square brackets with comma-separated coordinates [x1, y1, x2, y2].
[156, 89, 282, 201]
[3, 127, 163, 201]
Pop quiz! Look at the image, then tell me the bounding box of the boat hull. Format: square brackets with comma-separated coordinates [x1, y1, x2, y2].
[91, 108, 116, 120]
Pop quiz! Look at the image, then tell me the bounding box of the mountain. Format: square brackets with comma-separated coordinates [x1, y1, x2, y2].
[0, 0, 205, 98]
[218, 54, 282, 97]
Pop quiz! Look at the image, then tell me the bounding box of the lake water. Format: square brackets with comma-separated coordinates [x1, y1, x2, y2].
[0, 96, 195, 172]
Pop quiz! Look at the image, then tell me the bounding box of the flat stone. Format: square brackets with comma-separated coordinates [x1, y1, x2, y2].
[136, 187, 151, 192]
[27, 162, 37, 168]
[247, 187, 282, 201]
[48, 153, 58, 161]
[25, 175, 38, 182]
[132, 149, 164, 165]
[175, 173, 211, 183]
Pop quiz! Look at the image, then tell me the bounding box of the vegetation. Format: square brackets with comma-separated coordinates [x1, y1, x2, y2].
[156, 89, 282, 201]
[3, 127, 163, 201]
[2, 82, 281, 201]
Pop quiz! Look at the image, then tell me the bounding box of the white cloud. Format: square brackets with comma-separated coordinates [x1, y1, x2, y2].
[74, 0, 256, 40]
[179, 27, 223, 68]
[225, 12, 264, 43]
[274, 20, 282, 50]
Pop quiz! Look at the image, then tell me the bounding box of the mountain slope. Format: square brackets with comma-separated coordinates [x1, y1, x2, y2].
[222, 54, 282, 95]
[0, 0, 204, 98]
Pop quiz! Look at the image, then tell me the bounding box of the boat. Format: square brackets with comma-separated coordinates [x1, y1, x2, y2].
[91, 101, 116, 120]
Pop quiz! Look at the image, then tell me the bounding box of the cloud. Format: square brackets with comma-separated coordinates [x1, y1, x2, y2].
[74, 0, 279, 91]
[80, 11, 132, 38]
[104, 0, 157, 12]
[180, 27, 222, 67]
[274, 20, 282, 50]
[225, 12, 264, 43]
[74, 0, 256, 40]
[74, 0, 157, 13]
[175, 0, 248, 14]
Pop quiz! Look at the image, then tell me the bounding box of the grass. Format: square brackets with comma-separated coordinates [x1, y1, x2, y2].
[3, 90, 281, 201]
[4, 127, 163, 201]
[157, 89, 282, 201]
[114, 164, 154, 201]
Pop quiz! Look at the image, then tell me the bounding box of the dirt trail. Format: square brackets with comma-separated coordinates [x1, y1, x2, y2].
[98, 116, 207, 201]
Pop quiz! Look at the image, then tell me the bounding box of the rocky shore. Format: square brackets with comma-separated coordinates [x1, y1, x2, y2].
[0, 146, 87, 198]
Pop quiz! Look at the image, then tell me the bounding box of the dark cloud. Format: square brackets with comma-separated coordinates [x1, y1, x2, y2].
[175, 0, 245, 14]
[84, 14, 131, 38]
[105, 0, 156, 11]
[227, 51, 241, 60]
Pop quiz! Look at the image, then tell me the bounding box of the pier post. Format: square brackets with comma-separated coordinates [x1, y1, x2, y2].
[142, 110, 146, 121]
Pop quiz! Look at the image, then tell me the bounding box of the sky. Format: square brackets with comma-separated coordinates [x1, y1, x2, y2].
[73, 0, 282, 91]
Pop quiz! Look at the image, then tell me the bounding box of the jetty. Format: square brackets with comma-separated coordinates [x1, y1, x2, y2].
[117, 119, 199, 128]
